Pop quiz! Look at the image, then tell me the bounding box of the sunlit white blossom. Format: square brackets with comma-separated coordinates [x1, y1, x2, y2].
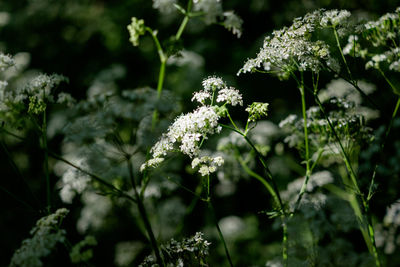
[202, 76, 226, 91]
[216, 87, 243, 106]
[320, 10, 351, 27]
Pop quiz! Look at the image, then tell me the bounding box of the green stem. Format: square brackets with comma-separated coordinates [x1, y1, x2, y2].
[220, 117, 288, 265]
[157, 60, 166, 98]
[208, 201, 234, 267]
[368, 96, 400, 201]
[236, 154, 277, 203]
[333, 26, 353, 82]
[175, 0, 193, 40]
[42, 110, 51, 213]
[127, 158, 164, 267]
[314, 94, 381, 266]
[293, 74, 311, 212]
[282, 217, 288, 267]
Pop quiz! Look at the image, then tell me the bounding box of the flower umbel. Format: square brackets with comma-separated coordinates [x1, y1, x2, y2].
[127, 17, 146, 47]
[246, 102, 269, 122]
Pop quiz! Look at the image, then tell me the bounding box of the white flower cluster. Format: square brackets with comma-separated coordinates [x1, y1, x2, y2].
[77, 191, 112, 233]
[238, 10, 352, 78]
[216, 87, 243, 106]
[193, 0, 223, 24]
[364, 10, 400, 47]
[191, 156, 224, 176]
[58, 158, 91, 204]
[140, 232, 211, 266]
[154, 105, 220, 159]
[152, 0, 177, 14]
[342, 35, 368, 58]
[281, 171, 334, 207]
[0, 73, 71, 118]
[246, 102, 269, 122]
[384, 200, 400, 227]
[10, 209, 69, 267]
[0, 52, 14, 71]
[320, 10, 351, 27]
[202, 76, 225, 91]
[223, 11, 243, 38]
[345, 7, 400, 72]
[127, 17, 146, 47]
[375, 199, 400, 254]
[142, 77, 242, 175]
[192, 0, 243, 38]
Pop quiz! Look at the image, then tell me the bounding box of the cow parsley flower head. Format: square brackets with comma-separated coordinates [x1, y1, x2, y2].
[142, 77, 240, 173]
[191, 156, 224, 176]
[0, 53, 14, 71]
[223, 11, 243, 38]
[246, 102, 269, 122]
[127, 17, 146, 47]
[202, 76, 226, 91]
[10, 209, 69, 267]
[238, 9, 346, 78]
[320, 10, 351, 27]
[140, 232, 211, 266]
[141, 105, 221, 171]
[193, 0, 223, 24]
[192, 90, 212, 104]
[216, 87, 243, 106]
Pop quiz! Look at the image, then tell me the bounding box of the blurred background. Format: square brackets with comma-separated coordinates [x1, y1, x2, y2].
[1, 0, 400, 266]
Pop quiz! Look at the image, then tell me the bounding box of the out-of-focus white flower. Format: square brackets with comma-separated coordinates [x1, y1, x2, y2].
[10, 209, 69, 267]
[58, 158, 90, 204]
[152, 0, 177, 14]
[77, 191, 112, 233]
[0, 53, 14, 71]
[193, 0, 223, 24]
[223, 11, 243, 38]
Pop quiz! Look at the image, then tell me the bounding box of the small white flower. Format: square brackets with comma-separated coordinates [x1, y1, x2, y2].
[192, 90, 212, 104]
[191, 156, 224, 176]
[202, 76, 226, 91]
[216, 87, 243, 106]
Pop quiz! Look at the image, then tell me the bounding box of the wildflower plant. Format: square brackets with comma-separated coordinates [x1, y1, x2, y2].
[3, 2, 400, 267]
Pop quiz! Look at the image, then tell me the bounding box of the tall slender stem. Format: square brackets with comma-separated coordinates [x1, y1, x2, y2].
[175, 0, 193, 40]
[314, 94, 381, 267]
[333, 26, 353, 82]
[293, 73, 311, 212]
[220, 116, 288, 265]
[368, 96, 400, 200]
[127, 158, 164, 267]
[204, 173, 233, 267]
[42, 109, 51, 214]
